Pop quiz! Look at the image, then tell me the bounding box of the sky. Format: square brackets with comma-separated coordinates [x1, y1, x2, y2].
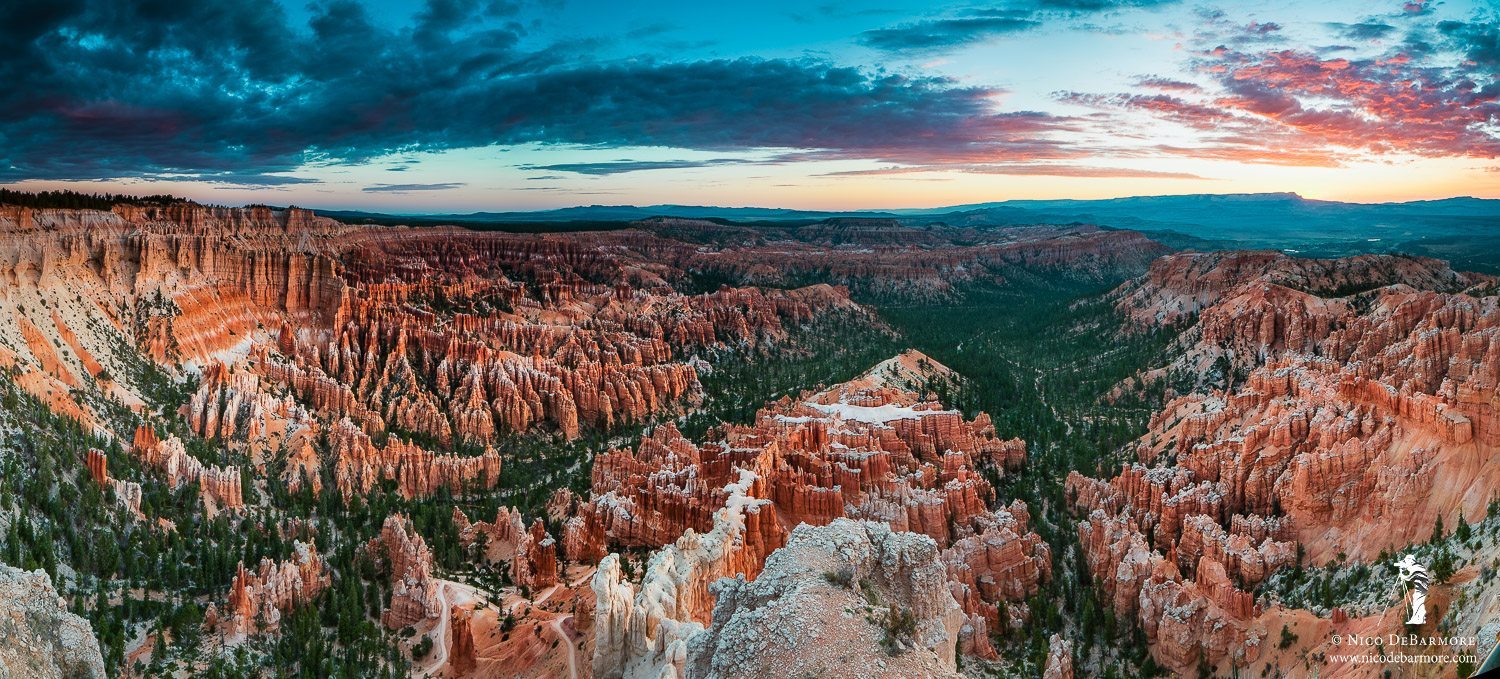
[2, 0, 1499, 212]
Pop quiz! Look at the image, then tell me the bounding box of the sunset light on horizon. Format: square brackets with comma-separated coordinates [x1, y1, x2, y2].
[4, 0, 1499, 212]
[5, 3, 1500, 678]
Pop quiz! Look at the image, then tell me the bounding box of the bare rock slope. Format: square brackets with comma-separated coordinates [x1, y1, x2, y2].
[0, 565, 106, 679]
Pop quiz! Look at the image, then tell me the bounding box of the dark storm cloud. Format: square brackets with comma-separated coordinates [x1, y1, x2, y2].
[1438, 19, 1500, 68]
[363, 182, 468, 193]
[1329, 22, 1396, 41]
[859, 10, 1041, 52]
[859, 0, 1180, 53]
[1029, 0, 1179, 9]
[0, 0, 1076, 182]
[188, 172, 323, 187]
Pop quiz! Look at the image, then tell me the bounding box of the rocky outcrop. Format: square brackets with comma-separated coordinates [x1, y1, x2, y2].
[131, 424, 244, 511]
[1042, 634, 1074, 679]
[939, 500, 1051, 658]
[84, 448, 108, 485]
[591, 470, 775, 678]
[583, 352, 1049, 672]
[448, 604, 477, 675]
[0, 205, 347, 366]
[328, 418, 501, 501]
[211, 540, 329, 638]
[454, 507, 559, 592]
[562, 508, 608, 566]
[1107, 284, 1500, 563]
[684, 519, 966, 679]
[185, 360, 314, 461]
[593, 516, 968, 679]
[1073, 251, 1500, 674]
[370, 514, 442, 630]
[286, 287, 703, 442]
[0, 565, 107, 679]
[82, 449, 143, 518]
[253, 230, 851, 450]
[112, 478, 143, 517]
[1075, 509, 1265, 672]
[580, 352, 1038, 554]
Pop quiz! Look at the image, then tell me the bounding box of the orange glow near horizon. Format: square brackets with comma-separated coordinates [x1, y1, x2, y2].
[11, 154, 1498, 214]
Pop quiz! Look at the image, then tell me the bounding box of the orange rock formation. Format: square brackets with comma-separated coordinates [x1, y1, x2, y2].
[454, 507, 559, 592]
[83, 449, 143, 518]
[131, 425, 245, 511]
[578, 352, 1050, 664]
[212, 540, 329, 638]
[370, 514, 442, 630]
[1073, 251, 1500, 674]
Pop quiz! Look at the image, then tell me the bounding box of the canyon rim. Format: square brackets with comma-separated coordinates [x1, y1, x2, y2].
[2, 1, 1499, 678]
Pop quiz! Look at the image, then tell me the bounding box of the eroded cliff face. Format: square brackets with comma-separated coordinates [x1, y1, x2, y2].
[82, 448, 144, 518]
[685, 519, 968, 679]
[633, 218, 1169, 301]
[453, 506, 559, 592]
[583, 351, 1051, 676]
[0, 205, 867, 519]
[1113, 251, 1483, 330]
[1072, 251, 1500, 675]
[0, 564, 107, 679]
[370, 514, 443, 630]
[132, 424, 245, 513]
[0, 205, 347, 432]
[209, 540, 329, 639]
[1042, 634, 1075, 679]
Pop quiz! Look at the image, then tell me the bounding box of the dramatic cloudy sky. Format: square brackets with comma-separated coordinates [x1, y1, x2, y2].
[3, 0, 1499, 211]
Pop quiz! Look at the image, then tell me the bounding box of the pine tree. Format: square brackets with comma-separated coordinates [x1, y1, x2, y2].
[1432, 548, 1456, 583]
[151, 629, 168, 669]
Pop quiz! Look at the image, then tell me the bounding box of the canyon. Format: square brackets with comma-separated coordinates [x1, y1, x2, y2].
[209, 540, 330, 639]
[584, 350, 1051, 676]
[0, 199, 1492, 679]
[0, 564, 107, 679]
[0, 204, 852, 484]
[1070, 251, 1499, 675]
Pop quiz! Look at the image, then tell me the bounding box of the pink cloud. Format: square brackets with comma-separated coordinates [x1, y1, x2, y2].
[1066, 26, 1500, 169]
[1207, 47, 1500, 158]
[819, 163, 1210, 180]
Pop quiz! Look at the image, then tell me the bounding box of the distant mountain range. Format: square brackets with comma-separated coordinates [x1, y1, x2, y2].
[319, 204, 901, 223]
[318, 193, 1500, 272]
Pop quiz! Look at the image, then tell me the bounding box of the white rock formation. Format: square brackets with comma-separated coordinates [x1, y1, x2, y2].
[591, 470, 768, 679]
[0, 565, 107, 679]
[1043, 633, 1074, 679]
[685, 519, 965, 679]
[591, 504, 968, 679]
